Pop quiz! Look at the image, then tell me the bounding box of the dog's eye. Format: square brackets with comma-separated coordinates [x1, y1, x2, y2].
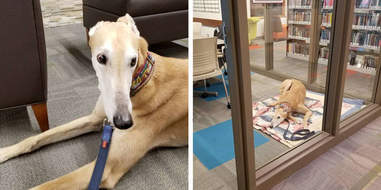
[277, 116, 280, 119]
[97, 54, 107, 65]
[130, 57, 137, 67]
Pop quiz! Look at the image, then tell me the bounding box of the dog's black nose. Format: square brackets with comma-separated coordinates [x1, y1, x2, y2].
[113, 115, 133, 129]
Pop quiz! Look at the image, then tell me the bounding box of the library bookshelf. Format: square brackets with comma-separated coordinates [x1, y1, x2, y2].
[285, 0, 381, 77]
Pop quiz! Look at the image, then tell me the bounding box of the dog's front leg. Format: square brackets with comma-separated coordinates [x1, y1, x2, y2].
[288, 113, 299, 124]
[296, 104, 312, 127]
[31, 128, 154, 190]
[30, 161, 96, 190]
[0, 97, 106, 164]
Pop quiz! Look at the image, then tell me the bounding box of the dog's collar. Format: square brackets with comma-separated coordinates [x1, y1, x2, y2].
[130, 52, 155, 97]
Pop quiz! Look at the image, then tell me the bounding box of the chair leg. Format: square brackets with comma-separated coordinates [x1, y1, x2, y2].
[203, 80, 208, 91]
[31, 102, 49, 132]
[220, 71, 231, 109]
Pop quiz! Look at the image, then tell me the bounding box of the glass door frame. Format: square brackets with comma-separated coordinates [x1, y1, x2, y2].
[220, 0, 381, 189]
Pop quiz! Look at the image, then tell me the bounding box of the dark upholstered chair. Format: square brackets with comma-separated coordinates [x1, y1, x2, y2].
[0, 0, 49, 132]
[82, 0, 188, 44]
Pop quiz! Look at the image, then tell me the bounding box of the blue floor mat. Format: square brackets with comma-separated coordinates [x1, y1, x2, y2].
[194, 72, 254, 102]
[194, 119, 269, 170]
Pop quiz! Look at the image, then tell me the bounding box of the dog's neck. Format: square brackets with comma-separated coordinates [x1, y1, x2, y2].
[130, 52, 155, 96]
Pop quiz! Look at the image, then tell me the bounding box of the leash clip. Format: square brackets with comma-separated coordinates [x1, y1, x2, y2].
[103, 118, 111, 127]
[101, 119, 113, 148]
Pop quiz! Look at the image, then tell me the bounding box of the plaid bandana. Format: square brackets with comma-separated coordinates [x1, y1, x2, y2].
[130, 52, 155, 96]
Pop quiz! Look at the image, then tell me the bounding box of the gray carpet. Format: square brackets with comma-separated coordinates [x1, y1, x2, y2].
[0, 24, 188, 190]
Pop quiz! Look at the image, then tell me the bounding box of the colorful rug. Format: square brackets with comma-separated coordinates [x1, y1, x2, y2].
[252, 91, 364, 147]
[194, 120, 269, 170]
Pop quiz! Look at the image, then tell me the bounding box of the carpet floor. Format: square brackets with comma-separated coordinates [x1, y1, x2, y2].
[0, 23, 188, 190]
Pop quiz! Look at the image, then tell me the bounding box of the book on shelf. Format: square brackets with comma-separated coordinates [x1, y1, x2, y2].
[322, 0, 334, 8]
[286, 0, 380, 69]
[356, 0, 371, 8]
[370, 0, 381, 7]
[351, 31, 380, 48]
[350, 53, 378, 69]
[289, 11, 311, 22]
[322, 12, 333, 26]
[288, 25, 310, 38]
[362, 55, 377, 68]
[289, 0, 312, 8]
[353, 13, 381, 29]
[355, 0, 381, 8]
[320, 29, 331, 42]
[288, 42, 310, 56]
[320, 47, 330, 59]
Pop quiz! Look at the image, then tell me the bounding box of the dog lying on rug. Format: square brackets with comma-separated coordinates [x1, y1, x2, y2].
[270, 79, 312, 128]
[253, 88, 363, 147]
[0, 14, 188, 189]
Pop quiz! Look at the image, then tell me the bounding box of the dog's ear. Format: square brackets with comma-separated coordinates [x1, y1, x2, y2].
[280, 79, 293, 94]
[89, 21, 103, 37]
[88, 21, 104, 46]
[138, 37, 148, 59]
[117, 14, 140, 36]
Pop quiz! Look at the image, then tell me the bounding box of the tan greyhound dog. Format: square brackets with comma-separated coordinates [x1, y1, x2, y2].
[0, 14, 188, 189]
[270, 79, 312, 127]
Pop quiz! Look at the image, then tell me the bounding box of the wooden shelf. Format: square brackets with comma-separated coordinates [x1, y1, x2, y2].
[355, 8, 381, 13]
[321, 23, 331, 28]
[321, 6, 333, 11]
[369, 7, 381, 11]
[350, 44, 380, 53]
[288, 35, 310, 43]
[288, 20, 311, 25]
[352, 25, 381, 32]
[289, 6, 312, 10]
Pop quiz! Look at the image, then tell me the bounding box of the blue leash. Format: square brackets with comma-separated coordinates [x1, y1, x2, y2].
[88, 122, 113, 190]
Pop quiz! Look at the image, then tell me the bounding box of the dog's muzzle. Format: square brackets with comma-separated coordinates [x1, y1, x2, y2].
[113, 114, 133, 130]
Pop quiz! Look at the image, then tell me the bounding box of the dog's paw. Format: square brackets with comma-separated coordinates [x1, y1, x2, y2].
[0, 145, 18, 164]
[0, 147, 11, 164]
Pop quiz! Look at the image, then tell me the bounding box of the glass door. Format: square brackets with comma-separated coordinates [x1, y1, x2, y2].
[245, 0, 334, 170]
[339, 0, 381, 121]
[218, 0, 380, 189]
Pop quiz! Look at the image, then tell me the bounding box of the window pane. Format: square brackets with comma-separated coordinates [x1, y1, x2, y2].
[340, 0, 380, 121]
[249, 0, 330, 169]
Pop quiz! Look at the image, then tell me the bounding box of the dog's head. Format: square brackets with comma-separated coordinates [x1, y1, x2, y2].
[271, 103, 290, 127]
[88, 14, 148, 130]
